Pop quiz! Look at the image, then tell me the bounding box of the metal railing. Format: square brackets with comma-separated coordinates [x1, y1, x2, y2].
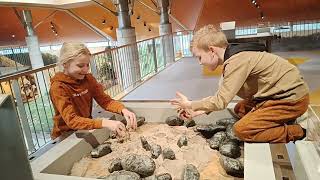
[0, 31, 193, 156]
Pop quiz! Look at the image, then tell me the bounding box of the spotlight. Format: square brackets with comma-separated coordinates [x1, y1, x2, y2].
[148, 28, 151, 32]
[50, 21, 54, 28]
[260, 12, 264, 19]
[109, 26, 113, 30]
[136, 15, 140, 20]
[102, 19, 106, 24]
[251, 0, 256, 4]
[55, 33, 58, 36]
[11, 34, 15, 38]
[143, 21, 146, 26]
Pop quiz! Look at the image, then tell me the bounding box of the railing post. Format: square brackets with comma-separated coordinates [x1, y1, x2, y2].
[12, 79, 35, 152]
[152, 39, 158, 72]
[90, 57, 98, 77]
[161, 36, 167, 66]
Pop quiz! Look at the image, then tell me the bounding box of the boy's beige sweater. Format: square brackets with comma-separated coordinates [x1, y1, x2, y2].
[191, 51, 309, 112]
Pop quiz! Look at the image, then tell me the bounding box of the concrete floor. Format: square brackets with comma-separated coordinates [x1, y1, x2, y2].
[123, 50, 320, 105]
[123, 57, 220, 101]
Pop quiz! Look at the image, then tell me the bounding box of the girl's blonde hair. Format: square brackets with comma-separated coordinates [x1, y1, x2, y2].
[57, 42, 91, 71]
[191, 25, 228, 51]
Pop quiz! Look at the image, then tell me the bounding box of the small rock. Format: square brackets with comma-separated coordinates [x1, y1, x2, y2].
[208, 131, 226, 150]
[219, 155, 244, 177]
[108, 158, 123, 173]
[219, 140, 241, 158]
[165, 116, 184, 126]
[104, 170, 140, 180]
[184, 119, 196, 127]
[91, 143, 112, 158]
[121, 154, 156, 177]
[137, 116, 146, 127]
[216, 118, 237, 127]
[181, 164, 200, 180]
[162, 148, 175, 160]
[141, 136, 151, 151]
[226, 124, 241, 142]
[157, 173, 172, 180]
[177, 136, 188, 148]
[195, 124, 226, 138]
[150, 144, 162, 159]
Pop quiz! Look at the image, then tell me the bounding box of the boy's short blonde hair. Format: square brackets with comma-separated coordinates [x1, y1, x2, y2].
[191, 24, 228, 51]
[57, 42, 91, 71]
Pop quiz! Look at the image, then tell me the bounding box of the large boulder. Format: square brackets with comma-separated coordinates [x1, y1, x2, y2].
[104, 170, 141, 180]
[162, 148, 176, 160]
[121, 154, 156, 177]
[208, 131, 226, 150]
[195, 124, 226, 139]
[165, 116, 184, 126]
[181, 164, 200, 180]
[219, 155, 244, 177]
[91, 143, 112, 158]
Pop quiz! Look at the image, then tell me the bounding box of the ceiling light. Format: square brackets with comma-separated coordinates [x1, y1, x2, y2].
[136, 15, 140, 20]
[11, 34, 15, 38]
[260, 12, 264, 19]
[148, 28, 151, 32]
[102, 19, 106, 24]
[109, 26, 113, 30]
[143, 22, 147, 26]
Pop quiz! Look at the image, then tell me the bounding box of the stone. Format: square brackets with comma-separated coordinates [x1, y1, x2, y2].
[165, 116, 184, 126]
[184, 119, 196, 128]
[219, 140, 241, 158]
[181, 164, 200, 180]
[219, 155, 244, 178]
[157, 173, 172, 180]
[91, 143, 112, 158]
[162, 148, 176, 160]
[216, 118, 237, 127]
[177, 136, 188, 148]
[108, 158, 123, 173]
[104, 170, 141, 180]
[140, 136, 151, 151]
[226, 124, 241, 142]
[137, 116, 146, 127]
[121, 154, 156, 177]
[207, 131, 226, 150]
[195, 124, 226, 139]
[110, 114, 127, 125]
[150, 144, 162, 159]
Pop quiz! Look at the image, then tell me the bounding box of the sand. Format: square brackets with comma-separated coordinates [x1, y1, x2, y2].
[70, 123, 242, 180]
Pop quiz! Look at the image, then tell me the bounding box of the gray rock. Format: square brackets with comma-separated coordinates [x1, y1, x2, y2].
[143, 175, 157, 180]
[150, 144, 162, 159]
[226, 124, 241, 142]
[104, 170, 141, 180]
[165, 116, 184, 126]
[108, 158, 123, 173]
[162, 148, 175, 160]
[110, 114, 127, 126]
[137, 117, 146, 127]
[157, 173, 172, 180]
[195, 124, 226, 139]
[91, 143, 112, 158]
[177, 136, 188, 148]
[181, 164, 200, 180]
[184, 119, 196, 128]
[121, 154, 156, 177]
[219, 140, 241, 158]
[208, 131, 226, 150]
[219, 155, 244, 178]
[140, 136, 151, 151]
[216, 118, 237, 127]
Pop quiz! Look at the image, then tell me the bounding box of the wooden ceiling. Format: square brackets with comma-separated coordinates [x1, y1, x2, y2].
[0, 0, 320, 46]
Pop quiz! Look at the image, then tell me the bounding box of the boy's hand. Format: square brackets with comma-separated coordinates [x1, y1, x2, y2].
[121, 108, 137, 130]
[170, 91, 192, 109]
[177, 108, 206, 120]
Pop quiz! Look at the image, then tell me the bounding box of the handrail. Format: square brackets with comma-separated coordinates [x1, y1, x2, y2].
[0, 64, 57, 82]
[0, 30, 193, 82]
[92, 30, 193, 55]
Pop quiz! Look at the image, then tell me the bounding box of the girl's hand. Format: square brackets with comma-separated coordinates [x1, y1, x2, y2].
[102, 119, 126, 137]
[121, 108, 137, 130]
